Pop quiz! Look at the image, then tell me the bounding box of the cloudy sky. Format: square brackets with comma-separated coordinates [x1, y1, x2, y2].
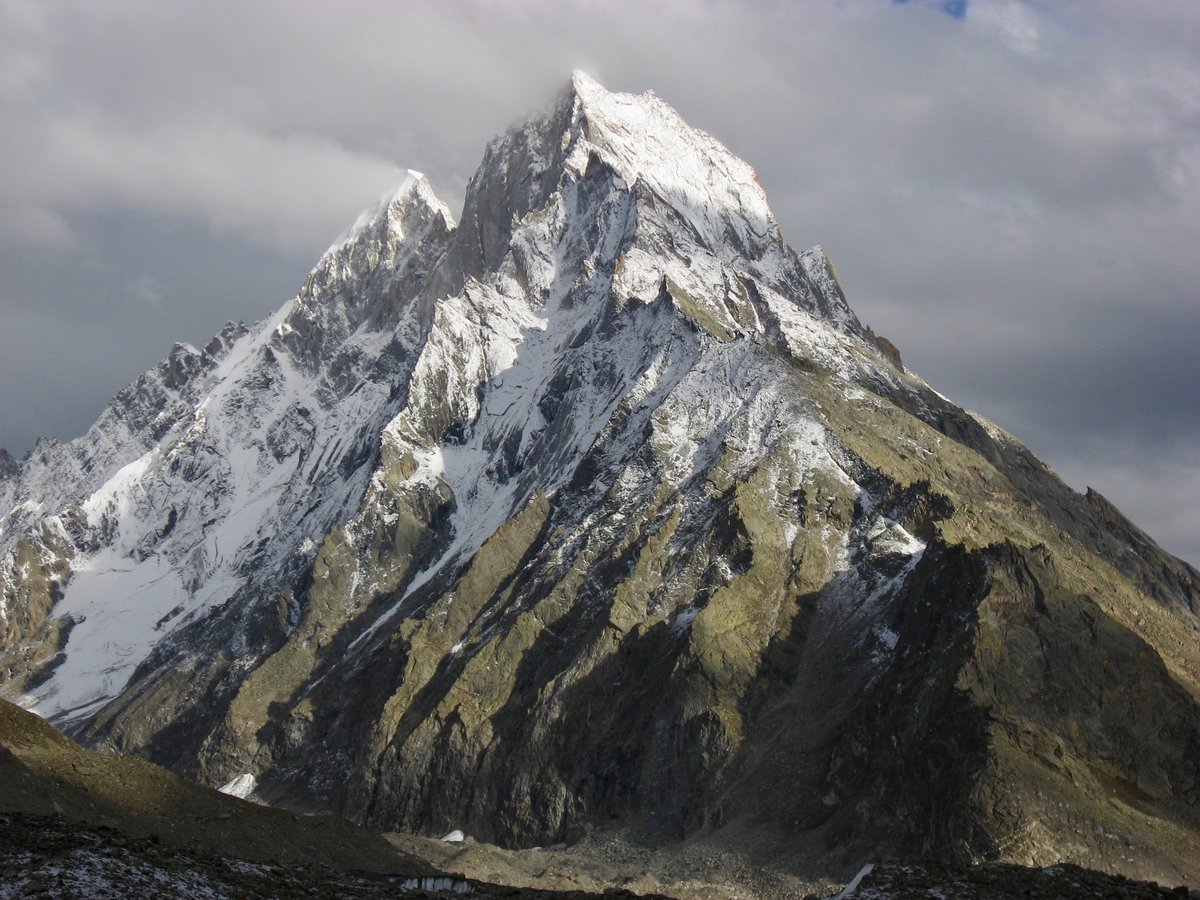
[1, 0, 1196, 565]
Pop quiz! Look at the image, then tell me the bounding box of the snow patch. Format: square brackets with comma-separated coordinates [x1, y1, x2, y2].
[26, 550, 186, 721]
[834, 862, 875, 898]
[218, 773, 258, 800]
[399, 876, 473, 894]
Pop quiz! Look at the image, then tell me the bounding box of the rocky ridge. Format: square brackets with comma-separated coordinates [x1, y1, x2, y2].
[2, 72, 1199, 890]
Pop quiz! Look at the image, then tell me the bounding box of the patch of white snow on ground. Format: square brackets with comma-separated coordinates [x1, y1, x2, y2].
[218, 774, 258, 799]
[400, 876, 473, 894]
[866, 517, 925, 558]
[834, 863, 874, 898]
[568, 71, 782, 277]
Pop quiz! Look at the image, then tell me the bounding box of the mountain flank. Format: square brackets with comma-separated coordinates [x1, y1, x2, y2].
[2, 72, 1199, 892]
[3, 698, 1196, 897]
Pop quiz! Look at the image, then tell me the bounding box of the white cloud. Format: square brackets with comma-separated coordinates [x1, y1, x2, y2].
[1, 112, 402, 256]
[0, 202, 75, 249]
[128, 273, 166, 312]
[968, 1, 1043, 55]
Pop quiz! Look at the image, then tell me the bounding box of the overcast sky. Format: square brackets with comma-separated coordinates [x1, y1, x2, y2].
[1, 0, 1196, 565]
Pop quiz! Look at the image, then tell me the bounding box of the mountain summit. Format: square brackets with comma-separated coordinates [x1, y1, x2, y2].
[2, 75, 1199, 886]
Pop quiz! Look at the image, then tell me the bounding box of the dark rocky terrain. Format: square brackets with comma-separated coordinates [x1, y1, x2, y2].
[816, 860, 1199, 899]
[0, 814, 472, 899]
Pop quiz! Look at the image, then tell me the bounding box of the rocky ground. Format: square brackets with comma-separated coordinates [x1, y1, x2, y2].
[387, 828, 1200, 899]
[0, 812, 462, 899]
[827, 860, 1200, 899]
[0, 698, 660, 898]
[4, 813, 1198, 900]
[0, 812, 670, 899]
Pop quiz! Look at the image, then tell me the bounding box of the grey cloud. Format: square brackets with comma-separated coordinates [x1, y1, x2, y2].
[3, 109, 404, 254]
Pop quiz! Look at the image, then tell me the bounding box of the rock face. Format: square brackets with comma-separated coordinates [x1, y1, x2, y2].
[2, 72, 1199, 885]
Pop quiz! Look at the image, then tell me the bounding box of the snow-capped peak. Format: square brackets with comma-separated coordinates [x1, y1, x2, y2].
[562, 73, 780, 259]
[328, 170, 454, 257]
[568, 68, 603, 96]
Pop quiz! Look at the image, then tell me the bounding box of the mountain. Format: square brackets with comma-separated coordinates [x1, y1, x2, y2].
[2, 72, 1199, 888]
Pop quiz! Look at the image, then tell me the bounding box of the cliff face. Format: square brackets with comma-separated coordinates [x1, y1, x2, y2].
[2, 73, 1198, 885]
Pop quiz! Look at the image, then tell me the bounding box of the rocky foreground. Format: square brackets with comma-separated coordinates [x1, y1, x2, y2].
[4, 812, 1199, 899]
[0, 812, 479, 900]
